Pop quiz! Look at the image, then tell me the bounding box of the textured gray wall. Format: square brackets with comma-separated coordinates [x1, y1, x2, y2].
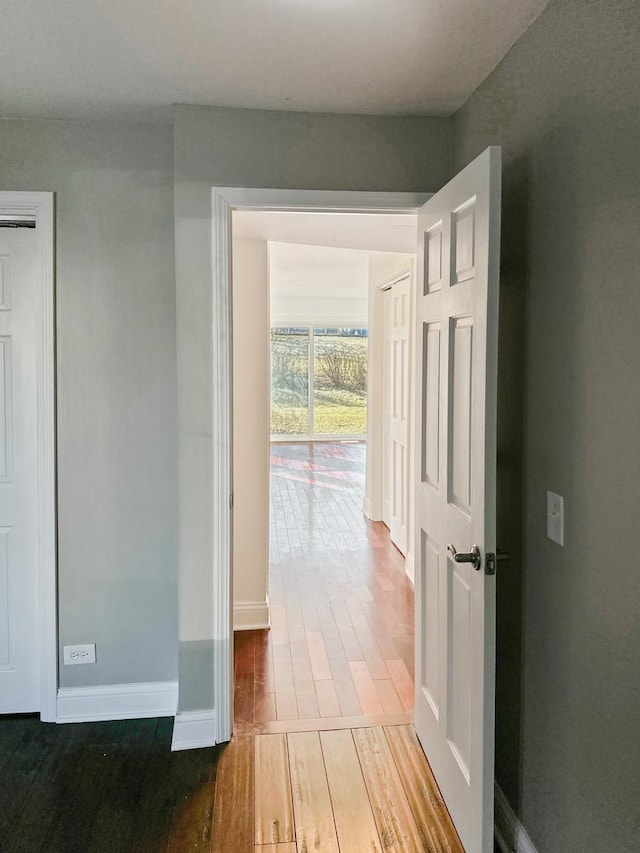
[174, 105, 452, 192]
[454, 1, 640, 850]
[0, 120, 178, 688]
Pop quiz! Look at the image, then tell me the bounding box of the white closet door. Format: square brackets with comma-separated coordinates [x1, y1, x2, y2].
[0, 226, 41, 713]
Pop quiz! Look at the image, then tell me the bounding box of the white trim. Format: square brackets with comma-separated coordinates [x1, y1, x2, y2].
[233, 599, 270, 631]
[212, 189, 234, 745]
[0, 192, 56, 722]
[171, 710, 217, 751]
[494, 784, 539, 853]
[56, 680, 178, 723]
[208, 188, 429, 744]
[404, 552, 415, 588]
[377, 269, 412, 292]
[216, 187, 429, 213]
[270, 434, 366, 443]
[362, 496, 377, 521]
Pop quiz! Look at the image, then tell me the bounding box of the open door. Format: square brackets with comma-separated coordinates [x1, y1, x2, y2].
[414, 147, 501, 853]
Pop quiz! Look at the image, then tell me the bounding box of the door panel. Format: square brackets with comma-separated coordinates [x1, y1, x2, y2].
[389, 278, 411, 554]
[421, 323, 440, 487]
[382, 291, 391, 527]
[414, 147, 501, 853]
[0, 227, 40, 713]
[449, 316, 473, 514]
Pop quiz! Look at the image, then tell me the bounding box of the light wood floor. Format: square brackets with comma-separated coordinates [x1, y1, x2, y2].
[212, 724, 464, 852]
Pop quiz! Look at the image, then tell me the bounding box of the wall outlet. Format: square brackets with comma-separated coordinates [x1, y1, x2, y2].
[546, 491, 564, 546]
[63, 643, 96, 665]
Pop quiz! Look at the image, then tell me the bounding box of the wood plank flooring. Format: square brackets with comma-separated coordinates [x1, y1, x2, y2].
[0, 443, 469, 850]
[0, 715, 223, 852]
[246, 724, 463, 853]
[223, 445, 462, 849]
[0, 717, 465, 852]
[235, 442, 415, 735]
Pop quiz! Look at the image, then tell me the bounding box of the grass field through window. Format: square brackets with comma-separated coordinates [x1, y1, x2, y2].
[271, 328, 367, 436]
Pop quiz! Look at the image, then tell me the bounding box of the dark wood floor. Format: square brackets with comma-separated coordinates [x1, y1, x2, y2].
[0, 713, 222, 852]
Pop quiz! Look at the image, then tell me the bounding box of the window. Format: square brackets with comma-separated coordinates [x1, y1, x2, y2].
[270, 326, 368, 438]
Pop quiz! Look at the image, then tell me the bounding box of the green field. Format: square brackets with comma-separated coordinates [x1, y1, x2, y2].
[271, 398, 367, 435]
[271, 331, 367, 436]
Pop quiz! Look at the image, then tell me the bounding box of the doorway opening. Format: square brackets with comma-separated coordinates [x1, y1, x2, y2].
[180, 153, 500, 850]
[230, 210, 418, 734]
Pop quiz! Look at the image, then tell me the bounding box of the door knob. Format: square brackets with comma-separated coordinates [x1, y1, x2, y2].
[447, 543, 481, 571]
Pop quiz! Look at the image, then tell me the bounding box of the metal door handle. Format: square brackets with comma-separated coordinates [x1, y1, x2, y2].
[447, 543, 481, 571]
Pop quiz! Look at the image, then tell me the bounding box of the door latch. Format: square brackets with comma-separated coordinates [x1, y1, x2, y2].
[485, 550, 510, 576]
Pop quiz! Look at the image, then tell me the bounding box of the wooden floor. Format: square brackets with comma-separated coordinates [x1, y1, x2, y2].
[0, 715, 464, 852]
[235, 442, 415, 734]
[0, 442, 467, 851]
[216, 724, 464, 852]
[225, 443, 463, 851]
[0, 714, 219, 852]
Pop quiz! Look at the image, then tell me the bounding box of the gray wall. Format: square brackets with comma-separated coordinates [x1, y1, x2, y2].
[175, 105, 452, 192]
[173, 105, 453, 655]
[454, 1, 640, 850]
[0, 119, 178, 688]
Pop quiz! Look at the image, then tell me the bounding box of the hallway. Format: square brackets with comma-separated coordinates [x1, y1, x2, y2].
[234, 442, 415, 733]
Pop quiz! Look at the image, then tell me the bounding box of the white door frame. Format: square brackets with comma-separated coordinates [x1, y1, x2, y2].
[0, 192, 57, 721]
[209, 187, 429, 742]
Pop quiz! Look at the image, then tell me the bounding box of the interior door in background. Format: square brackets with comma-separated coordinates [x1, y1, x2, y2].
[0, 224, 41, 713]
[414, 147, 501, 853]
[389, 276, 411, 555]
[382, 290, 392, 528]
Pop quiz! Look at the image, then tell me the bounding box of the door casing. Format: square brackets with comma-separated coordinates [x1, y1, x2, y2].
[205, 188, 429, 742]
[0, 192, 56, 721]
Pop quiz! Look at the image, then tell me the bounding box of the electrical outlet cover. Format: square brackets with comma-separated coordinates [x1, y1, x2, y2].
[63, 643, 96, 665]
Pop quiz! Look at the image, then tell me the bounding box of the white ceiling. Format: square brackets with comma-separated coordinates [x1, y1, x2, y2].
[269, 243, 370, 298]
[233, 210, 417, 253]
[1, 0, 551, 121]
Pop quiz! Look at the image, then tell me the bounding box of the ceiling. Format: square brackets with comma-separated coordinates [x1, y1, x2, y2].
[269, 243, 370, 299]
[1, 0, 551, 122]
[233, 210, 417, 254]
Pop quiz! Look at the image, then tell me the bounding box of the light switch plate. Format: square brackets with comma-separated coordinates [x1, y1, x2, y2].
[546, 491, 564, 546]
[63, 643, 96, 665]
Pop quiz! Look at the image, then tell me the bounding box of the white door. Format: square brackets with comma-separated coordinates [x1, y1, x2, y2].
[414, 147, 501, 853]
[0, 223, 41, 713]
[382, 289, 392, 528]
[389, 277, 411, 555]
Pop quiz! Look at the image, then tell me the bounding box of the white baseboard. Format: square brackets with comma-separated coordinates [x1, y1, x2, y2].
[495, 783, 538, 853]
[233, 598, 270, 631]
[171, 710, 217, 751]
[362, 497, 383, 522]
[56, 680, 178, 723]
[404, 552, 415, 587]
